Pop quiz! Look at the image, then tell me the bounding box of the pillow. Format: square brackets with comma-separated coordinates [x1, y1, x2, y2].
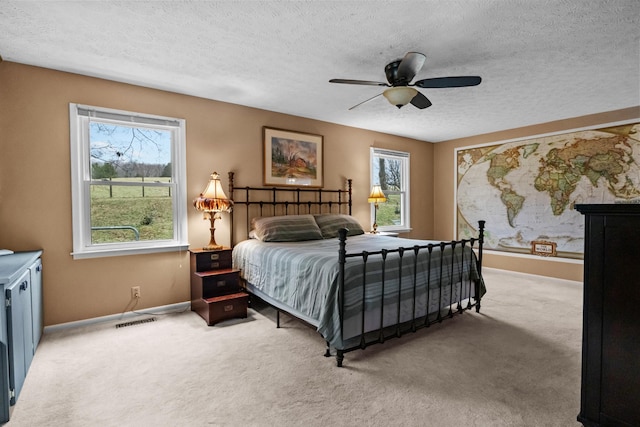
[251, 215, 323, 242]
[313, 214, 365, 239]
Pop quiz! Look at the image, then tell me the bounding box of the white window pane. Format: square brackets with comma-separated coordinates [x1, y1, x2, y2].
[90, 122, 172, 180]
[370, 147, 410, 231]
[90, 184, 174, 243]
[70, 104, 187, 258]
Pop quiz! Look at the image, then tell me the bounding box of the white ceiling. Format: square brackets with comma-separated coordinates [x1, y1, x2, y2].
[1, 1, 638, 142]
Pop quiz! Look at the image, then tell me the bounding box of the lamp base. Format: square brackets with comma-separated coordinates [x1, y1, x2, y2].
[204, 213, 224, 251]
[203, 243, 224, 251]
[370, 203, 380, 234]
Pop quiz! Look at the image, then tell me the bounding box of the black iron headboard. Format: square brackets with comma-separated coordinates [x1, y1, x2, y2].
[228, 171, 353, 246]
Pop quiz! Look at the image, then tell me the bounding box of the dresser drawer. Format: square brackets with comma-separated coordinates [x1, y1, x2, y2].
[198, 269, 240, 297]
[193, 249, 232, 271]
[203, 292, 248, 325]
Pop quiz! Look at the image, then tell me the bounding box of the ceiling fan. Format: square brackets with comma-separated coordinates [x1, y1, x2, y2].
[329, 52, 481, 110]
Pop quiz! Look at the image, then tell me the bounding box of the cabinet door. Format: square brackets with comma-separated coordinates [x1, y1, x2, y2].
[600, 215, 640, 425]
[29, 259, 43, 350]
[0, 317, 8, 422]
[5, 270, 34, 405]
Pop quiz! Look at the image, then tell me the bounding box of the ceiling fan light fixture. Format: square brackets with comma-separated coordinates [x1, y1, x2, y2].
[383, 87, 418, 108]
[330, 52, 480, 111]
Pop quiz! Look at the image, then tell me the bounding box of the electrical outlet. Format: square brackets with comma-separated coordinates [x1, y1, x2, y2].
[131, 286, 141, 299]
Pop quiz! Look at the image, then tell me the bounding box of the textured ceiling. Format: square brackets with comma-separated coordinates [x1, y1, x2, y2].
[0, 1, 638, 142]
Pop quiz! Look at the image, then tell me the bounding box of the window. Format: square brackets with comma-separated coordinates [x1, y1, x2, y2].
[69, 104, 187, 259]
[370, 148, 410, 232]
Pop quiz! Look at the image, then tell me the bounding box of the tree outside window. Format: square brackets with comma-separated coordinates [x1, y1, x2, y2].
[371, 148, 410, 231]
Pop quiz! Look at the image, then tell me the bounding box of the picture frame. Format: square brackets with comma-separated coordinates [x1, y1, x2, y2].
[263, 127, 324, 187]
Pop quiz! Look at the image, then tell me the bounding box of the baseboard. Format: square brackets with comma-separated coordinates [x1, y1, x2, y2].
[44, 301, 191, 334]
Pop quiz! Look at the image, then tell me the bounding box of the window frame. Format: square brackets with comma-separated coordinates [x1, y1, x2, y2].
[69, 103, 188, 259]
[370, 147, 411, 233]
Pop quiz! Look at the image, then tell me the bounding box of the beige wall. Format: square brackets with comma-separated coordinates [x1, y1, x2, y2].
[2, 61, 636, 324]
[433, 106, 640, 282]
[0, 62, 433, 326]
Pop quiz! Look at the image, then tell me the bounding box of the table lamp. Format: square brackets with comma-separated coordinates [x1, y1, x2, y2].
[367, 184, 387, 234]
[193, 172, 233, 249]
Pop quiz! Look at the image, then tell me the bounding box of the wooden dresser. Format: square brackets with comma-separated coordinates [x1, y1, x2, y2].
[576, 204, 640, 427]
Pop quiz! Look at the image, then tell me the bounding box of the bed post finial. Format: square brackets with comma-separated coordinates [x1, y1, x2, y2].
[476, 220, 486, 313]
[337, 227, 348, 367]
[229, 171, 235, 247]
[477, 220, 485, 275]
[338, 228, 348, 262]
[347, 179, 352, 215]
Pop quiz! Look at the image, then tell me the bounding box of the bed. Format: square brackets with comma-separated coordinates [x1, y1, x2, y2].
[228, 173, 486, 366]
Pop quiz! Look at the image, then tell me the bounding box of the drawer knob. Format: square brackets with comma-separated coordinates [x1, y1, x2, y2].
[224, 304, 234, 312]
[216, 280, 227, 287]
[210, 254, 220, 261]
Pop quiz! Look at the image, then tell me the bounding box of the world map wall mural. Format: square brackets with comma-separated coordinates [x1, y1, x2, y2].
[456, 122, 640, 259]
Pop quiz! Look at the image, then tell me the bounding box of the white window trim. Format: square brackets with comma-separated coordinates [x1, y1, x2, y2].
[370, 147, 411, 233]
[69, 103, 188, 259]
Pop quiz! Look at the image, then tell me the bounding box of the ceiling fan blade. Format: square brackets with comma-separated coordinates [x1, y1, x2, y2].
[410, 91, 432, 109]
[329, 79, 389, 86]
[414, 76, 482, 88]
[396, 52, 426, 83]
[348, 93, 383, 110]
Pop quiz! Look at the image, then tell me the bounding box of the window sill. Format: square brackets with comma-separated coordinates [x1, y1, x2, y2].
[71, 243, 189, 260]
[378, 227, 411, 234]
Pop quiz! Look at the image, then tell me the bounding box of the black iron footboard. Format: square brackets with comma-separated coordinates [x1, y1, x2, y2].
[329, 220, 486, 367]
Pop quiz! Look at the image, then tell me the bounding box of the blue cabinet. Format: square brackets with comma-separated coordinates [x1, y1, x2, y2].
[0, 251, 43, 423]
[29, 259, 43, 351]
[6, 269, 33, 406]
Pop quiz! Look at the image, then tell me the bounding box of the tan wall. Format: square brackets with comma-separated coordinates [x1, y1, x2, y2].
[0, 62, 433, 326]
[434, 106, 640, 282]
[3, 60, 634, 324]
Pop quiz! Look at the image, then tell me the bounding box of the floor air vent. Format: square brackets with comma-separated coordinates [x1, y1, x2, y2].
[115, 317, 156, 329]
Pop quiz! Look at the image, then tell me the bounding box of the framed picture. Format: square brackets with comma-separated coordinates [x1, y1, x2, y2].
[263, 127, 324, 187]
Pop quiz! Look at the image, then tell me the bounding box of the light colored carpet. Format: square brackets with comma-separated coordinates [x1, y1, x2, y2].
[8, 268, 583, 426]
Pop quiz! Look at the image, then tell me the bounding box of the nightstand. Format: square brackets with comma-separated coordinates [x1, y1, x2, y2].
[189, 248, 248, 326]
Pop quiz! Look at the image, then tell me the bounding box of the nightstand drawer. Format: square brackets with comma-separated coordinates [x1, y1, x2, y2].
[203, 292, 248, 325]
[198, 269, 240, 297]
[193, 249, 232, 271]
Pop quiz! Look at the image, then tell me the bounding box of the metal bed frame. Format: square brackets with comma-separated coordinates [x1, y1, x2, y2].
[228, 172, 485, 367]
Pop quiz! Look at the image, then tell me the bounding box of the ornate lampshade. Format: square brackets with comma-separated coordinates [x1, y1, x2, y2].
[194, 172, 233, 249]
[368, 185, 387, 204]
[368, 185, 387, 233]
[383, 87, 418, 108]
